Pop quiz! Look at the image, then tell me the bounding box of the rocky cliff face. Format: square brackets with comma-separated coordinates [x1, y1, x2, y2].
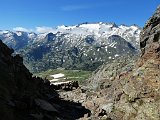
[60, 6, 160, 120]
[139, 6, 160, 64]
[0, 40, 89, 120]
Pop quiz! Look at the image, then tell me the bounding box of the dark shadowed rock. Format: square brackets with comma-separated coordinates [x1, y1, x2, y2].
[0, 40, 90, 120]
[35, 98, 58, 112]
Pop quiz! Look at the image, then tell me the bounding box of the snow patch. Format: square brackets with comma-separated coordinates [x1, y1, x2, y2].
[115, 54, 119, 57]
[51, 81, 70, 85]
[109, 42, 117, 47]
[50, 73, 65, 79]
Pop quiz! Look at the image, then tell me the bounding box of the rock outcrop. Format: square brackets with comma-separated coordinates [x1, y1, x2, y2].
[60, 6, 160, 120]
[139, 6, 160, 64]
[0, 40, 90, 120]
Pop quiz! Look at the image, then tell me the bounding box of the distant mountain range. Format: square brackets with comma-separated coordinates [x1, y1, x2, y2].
[0, 22, 141, 72]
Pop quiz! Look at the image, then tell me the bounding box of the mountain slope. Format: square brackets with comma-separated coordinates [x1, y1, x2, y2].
[0, 23, 141, 50]
[21, 34, 137, 72]
[0, 23, 141, 72]
[0, 30, 37, 50]
[0, 40, 90, 120]
[65, 6, 160, 120]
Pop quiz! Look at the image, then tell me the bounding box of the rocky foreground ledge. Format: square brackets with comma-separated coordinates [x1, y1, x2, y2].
[0, 40, 90, 120]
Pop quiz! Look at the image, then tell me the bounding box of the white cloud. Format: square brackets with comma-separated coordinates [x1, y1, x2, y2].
[13, 27, 33, 32]
[13, 26, 57, 33]
[61, 5, 89, 11]
[36, 26, 56, 33]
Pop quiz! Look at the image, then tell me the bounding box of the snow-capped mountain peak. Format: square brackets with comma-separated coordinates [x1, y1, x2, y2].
[0, 22, 141, 50]
[0, 22, 141, 72]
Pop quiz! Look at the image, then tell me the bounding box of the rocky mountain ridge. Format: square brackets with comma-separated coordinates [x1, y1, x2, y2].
[21, 34, 138, 72]
[0, 23, 141, 72]
[0, 23, 141, 50]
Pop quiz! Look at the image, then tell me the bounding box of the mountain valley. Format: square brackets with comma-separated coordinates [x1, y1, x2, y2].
[0, 3, 160, 120]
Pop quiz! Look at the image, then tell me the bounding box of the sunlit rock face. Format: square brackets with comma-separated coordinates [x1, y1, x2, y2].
[140, 6, 160, 62]
[70, 6, 160, 120]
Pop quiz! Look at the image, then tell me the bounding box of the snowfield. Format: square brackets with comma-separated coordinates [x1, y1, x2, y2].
[50, 73, 65, 79]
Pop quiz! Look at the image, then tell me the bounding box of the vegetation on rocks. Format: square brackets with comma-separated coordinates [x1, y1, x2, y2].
[34, 69, 92, 83]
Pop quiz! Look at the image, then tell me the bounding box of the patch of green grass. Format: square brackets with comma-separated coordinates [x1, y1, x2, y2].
[34, 69, 92, 83]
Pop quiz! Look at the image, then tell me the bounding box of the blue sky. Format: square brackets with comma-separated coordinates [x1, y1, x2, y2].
[0, 0, 159, 31]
